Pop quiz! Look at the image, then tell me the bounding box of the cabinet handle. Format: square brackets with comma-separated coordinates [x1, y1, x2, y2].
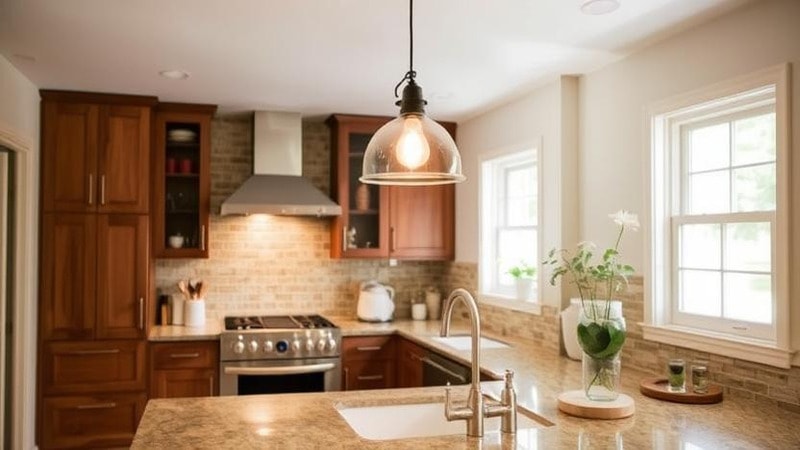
[138, 297, 144, 330]
[209, 376, 214, 396]
[76, 402, 116, 410]
[411, 353, 424, 362]
[342, 226, 347, 253]
[344, 367, 349, 390]
[390, 227, 396, 252]
[357, 375, 384, 381]
[201, 225, 206, 251]
[65, 349, 120, 356]
[170, 353, 200, 359]
[100, 175, 106, 205]
[356, 346, 382, 352]
[87, 174, 94, 205]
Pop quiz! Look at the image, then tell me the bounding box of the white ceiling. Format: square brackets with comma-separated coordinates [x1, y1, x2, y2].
[0, 0, 750, 121]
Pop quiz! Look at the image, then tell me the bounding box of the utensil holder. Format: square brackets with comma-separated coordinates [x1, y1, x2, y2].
[184, 299, 205, 327]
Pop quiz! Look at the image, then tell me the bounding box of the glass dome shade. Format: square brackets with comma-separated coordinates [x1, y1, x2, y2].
[360, 113, 465, 185]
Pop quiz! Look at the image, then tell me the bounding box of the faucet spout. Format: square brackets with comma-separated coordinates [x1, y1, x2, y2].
[440, 288, 482, 389]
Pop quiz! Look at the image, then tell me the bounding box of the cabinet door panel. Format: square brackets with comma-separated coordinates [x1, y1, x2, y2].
[151, 369, 217, 399]
[42, 340, 146, 394]
[389, 184, 454, 260]
[40, 214, 96, 340]
[95, 214, 148, 339]
[396, 338, 426, 388]
[343, 359, 396, 391]
[41, 392, 146, 449]
[151, 341, 218, 370]
[42, 102, 98, 213]
[98, 105, 150, 213]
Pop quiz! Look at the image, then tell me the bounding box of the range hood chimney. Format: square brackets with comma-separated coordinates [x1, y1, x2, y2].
[220, 112, 342, 216]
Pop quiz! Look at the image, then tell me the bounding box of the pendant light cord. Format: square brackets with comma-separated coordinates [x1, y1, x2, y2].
[394, 0, 416, 98]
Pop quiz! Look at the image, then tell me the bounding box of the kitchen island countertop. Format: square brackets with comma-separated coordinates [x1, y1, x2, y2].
[136, 319, 800, 449]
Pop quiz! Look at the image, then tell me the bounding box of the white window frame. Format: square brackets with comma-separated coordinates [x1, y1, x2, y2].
[644, 64, 792, 368]
[478, 141, 542, 314]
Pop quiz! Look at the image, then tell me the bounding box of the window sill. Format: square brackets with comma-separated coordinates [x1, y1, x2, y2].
[478, 294, 542, 315]
[641, 323, 795, 369]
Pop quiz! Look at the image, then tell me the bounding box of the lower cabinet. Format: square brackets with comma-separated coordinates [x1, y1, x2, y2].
[396, 337, 426, 388]
[341, 335, 396, 390]
[149, 340, 219, 398]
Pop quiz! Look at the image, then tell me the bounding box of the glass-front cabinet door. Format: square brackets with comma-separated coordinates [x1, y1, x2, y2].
[327, 115, 391, 258]
[153, 104, 216, 258]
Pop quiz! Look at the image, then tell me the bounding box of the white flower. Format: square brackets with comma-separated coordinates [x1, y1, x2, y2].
[609, 210, 640, 231]
[577, 241, 597, 250]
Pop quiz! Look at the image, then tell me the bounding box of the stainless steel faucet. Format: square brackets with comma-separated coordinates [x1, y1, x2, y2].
[440, 288, 517, 437]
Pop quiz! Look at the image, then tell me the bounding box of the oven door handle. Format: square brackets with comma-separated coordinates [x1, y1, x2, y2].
[223, 363, 336, 376]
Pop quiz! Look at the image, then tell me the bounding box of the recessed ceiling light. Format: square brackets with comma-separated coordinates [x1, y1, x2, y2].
[581, 0, 620, 15]
[159, 69, 190, 80]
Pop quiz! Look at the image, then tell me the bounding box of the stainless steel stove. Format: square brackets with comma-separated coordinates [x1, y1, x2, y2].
[219, 314, 342, 395]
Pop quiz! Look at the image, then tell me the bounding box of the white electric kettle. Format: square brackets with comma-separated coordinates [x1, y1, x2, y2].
[357, 280, 395, 322]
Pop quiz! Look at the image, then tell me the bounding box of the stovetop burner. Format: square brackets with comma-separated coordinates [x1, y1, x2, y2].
[224, 315, 337, 331]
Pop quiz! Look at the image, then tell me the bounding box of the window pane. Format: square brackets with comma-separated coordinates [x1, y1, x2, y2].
[679, 224, 720, 270]
[498, 228, 536, 286]
[506, 165, 536, 227]
[732, 163, 775, 212]
[507, 197, 535, 226]
[723, 273, 772, 324]
[506, 166, 534, 196]
[734, 113, 775, 166]
[679, 270, 721, 317]
[688, 171, 729, 214]
[689, 123, 729, 172]
[724, 222, 771, 272]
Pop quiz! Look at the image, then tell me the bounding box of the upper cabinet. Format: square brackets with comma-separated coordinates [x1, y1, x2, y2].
[327, 114, 456, 260]
[152, 103, 216, 258]
[41, 91, 155, 214]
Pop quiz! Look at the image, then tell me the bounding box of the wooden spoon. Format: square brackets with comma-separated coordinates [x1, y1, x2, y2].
[177, 280, 191, 300]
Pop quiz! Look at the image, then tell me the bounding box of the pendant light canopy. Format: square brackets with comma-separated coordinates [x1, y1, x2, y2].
[360, 0, 465, 186]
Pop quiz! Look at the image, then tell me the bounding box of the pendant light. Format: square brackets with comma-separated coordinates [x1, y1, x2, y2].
[360, 0, 465, 185]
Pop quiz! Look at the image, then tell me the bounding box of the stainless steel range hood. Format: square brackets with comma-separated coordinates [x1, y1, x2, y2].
[220, 111, 342, 216]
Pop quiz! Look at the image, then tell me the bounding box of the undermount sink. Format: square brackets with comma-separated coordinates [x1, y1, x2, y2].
[431, 335, 510, 351]
[337, 402, 541, 441]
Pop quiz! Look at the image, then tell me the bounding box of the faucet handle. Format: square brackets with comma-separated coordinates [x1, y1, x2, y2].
[504, 369, 515, 387]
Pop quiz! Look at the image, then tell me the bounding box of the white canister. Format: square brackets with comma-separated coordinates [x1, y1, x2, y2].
[411, 303, 427, 321]
[184, 299, 206, 327]
[171, 294, 185, 326]
[425, 288, 441, 320]
[561, 298, 582, 360]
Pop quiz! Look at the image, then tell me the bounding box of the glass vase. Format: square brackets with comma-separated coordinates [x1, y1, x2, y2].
[576, 300, 626, 401]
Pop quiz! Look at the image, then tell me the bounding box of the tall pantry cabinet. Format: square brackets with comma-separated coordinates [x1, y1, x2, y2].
[38, 91, 156, 449]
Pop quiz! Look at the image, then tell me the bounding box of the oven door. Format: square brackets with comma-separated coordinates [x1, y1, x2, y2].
[219, 357, 341, 396]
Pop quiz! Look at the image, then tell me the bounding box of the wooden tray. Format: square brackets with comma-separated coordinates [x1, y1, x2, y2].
[557, 390, 635, 419]
[639, 377, 723, 404]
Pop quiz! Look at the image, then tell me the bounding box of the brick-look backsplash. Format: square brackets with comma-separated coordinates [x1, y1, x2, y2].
[156, 115, 446, 319]
[443, 262, 800, 410]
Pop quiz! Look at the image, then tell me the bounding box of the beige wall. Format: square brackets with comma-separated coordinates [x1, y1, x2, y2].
[156, 117, 447, 320]
[0, 55, 39, 450]
[455, 76, 580, 308]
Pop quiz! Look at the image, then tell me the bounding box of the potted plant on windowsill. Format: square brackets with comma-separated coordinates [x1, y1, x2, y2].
[507, 262, 536, 301]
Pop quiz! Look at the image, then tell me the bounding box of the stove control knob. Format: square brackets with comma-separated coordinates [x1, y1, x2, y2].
[248, 340, 259, 353]
[264, 340, 274, 353]
[327, 338, 337, 352]
[291, 339, 301, 352]
[305, 338, 314, 352]
[233, 338, 245, 355]
[316, 339, 326, 352]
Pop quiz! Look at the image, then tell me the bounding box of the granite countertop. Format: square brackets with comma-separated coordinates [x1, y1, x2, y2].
[136, 319, 800, 449]
[148, 320, 222, 341]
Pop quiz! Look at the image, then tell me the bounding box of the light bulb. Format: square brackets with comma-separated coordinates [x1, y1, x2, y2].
[395, 116, 430, 170]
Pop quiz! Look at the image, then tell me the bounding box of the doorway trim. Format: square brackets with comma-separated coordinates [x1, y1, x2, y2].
[0, 120, 38, 450]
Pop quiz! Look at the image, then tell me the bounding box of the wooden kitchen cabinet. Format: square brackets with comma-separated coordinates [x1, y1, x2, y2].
[41, 91, 155, 214]
[40, 213, 149, 341]
[152, 103, 216, 258]
[396, 337, 427, 388]
[38, 91, 154, 449]
[327, 114, 456, 260]
[41, 392, 147, 449]
[149, 341, 219, 398]
[341, 335, 396, 390]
